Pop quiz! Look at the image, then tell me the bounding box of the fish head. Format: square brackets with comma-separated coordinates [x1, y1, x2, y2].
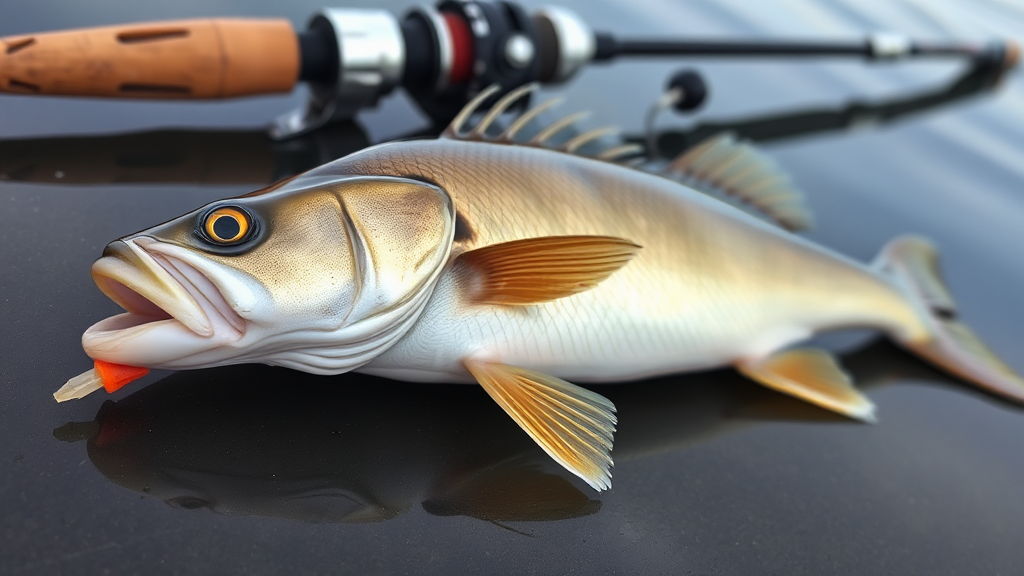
[83, 174, 455, 373]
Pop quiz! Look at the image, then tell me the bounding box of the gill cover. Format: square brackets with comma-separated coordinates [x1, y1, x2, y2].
[243, 175, 457, 373]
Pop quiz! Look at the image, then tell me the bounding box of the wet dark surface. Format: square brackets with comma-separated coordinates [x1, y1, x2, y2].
[4, 0, 1024, 574]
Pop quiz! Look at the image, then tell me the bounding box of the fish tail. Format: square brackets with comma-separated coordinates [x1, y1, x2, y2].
[877, 235, 1024, 403]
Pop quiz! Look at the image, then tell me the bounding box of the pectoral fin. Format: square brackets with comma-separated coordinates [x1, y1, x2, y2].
[736, 348, 877, 423]
[457, 235, 640, 305]
[463, 359, 617, 491]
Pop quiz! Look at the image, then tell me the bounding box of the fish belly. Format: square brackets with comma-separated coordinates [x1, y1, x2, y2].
[362, 273, 808, 384]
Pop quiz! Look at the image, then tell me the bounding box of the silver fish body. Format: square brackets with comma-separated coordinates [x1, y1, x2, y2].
[64, 91, 1024, 490]
[312, 139, 925, 383]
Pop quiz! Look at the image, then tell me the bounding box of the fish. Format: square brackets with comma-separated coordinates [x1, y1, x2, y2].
[55, 84, 1024, 491]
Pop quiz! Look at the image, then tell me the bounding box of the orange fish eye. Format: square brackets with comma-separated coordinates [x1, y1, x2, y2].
[203, 207, 251, 244]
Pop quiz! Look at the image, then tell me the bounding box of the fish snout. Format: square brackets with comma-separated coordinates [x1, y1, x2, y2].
[90, 239, 213, 337]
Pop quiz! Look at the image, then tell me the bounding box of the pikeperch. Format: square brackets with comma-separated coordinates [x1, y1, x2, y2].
[56, 85, 1024, 491]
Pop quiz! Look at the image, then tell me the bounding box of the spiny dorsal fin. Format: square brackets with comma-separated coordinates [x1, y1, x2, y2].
[456, 235, 641, 306]
[444, 87, 808, 230]
[664, 133, 813, 232]
[443, 84, 643, 163]
[463, 359, 617, 491]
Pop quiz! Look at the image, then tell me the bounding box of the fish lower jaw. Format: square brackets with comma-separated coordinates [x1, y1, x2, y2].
[86, 238, 249, 367]
[82, 312, 243, 368]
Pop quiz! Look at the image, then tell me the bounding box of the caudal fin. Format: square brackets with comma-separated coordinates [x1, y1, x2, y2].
[877, 236, 1024, 403]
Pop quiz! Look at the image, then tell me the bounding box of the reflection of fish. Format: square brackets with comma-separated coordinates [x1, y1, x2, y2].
[59, 85, 1024, 491]
[56, 366, 604, 526]
[53, 339, 971, 526]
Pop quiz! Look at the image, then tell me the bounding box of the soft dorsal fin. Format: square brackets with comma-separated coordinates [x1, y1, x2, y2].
[443, 84, 643, 163]
[664, 133, 814, 232]
[456, 235, 641, 306]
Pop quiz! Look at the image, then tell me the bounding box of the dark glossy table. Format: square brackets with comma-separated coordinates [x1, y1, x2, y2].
[4, 0, 1024, 573]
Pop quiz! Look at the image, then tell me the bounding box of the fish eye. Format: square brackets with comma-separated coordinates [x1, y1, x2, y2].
[202, 206, 252, 245]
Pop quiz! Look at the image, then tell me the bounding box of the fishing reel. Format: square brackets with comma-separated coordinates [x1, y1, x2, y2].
[283, 2, 717, 137]
[0, 1, 1017, 139]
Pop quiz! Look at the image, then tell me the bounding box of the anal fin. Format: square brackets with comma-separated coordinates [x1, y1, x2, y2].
[457, 235, 640, 306]
[736, 348, 876, 423]
[464, 359, 617, 491]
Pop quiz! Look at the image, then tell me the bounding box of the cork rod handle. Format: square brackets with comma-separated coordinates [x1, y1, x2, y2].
[0, 18, 300, 99]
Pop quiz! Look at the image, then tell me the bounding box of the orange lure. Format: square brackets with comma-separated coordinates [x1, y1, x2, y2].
[54, 360, 149, 402]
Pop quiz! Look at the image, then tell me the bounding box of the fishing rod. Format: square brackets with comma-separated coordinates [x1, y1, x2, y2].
[0, 52, 1008, 188]
[0, 1, 1016, 139]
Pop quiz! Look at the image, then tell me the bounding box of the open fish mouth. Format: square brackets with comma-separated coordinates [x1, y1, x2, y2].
[83, 237, 245, 365]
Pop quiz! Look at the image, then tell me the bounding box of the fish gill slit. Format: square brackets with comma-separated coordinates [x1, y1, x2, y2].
[453, 211, 477, 243]
[339, 199, 367, 323]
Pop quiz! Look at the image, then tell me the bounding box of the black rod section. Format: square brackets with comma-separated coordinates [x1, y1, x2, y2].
[593, 32, 995, 62]
[615, 39, 871, 58]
